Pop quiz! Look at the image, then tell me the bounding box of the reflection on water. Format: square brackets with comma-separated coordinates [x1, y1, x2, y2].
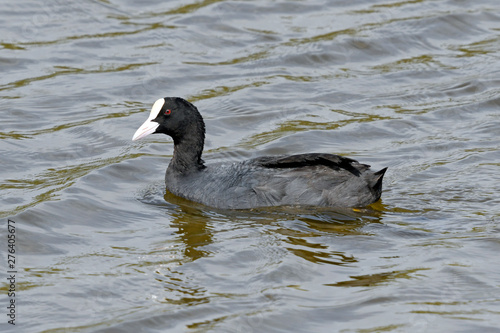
[1, 0, 500, 331]
[328, 268, 429, 288]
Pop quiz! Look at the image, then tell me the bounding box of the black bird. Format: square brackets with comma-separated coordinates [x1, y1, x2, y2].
[133, 97, 387, 209]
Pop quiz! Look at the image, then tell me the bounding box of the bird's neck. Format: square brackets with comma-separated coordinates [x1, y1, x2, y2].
[170, 130, 205, 173]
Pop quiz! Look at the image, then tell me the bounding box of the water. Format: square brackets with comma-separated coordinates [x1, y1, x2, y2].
[1, 0, 500, 331]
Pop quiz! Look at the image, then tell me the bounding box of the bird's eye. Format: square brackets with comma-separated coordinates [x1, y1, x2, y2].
[164, 109, 172, 115]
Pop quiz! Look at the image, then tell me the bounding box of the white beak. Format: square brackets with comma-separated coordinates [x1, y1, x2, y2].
[132, 98, 166, 141]
[132, 119, 160, 141]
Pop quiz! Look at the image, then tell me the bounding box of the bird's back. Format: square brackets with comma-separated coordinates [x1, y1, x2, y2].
[165, 153, 386, 209]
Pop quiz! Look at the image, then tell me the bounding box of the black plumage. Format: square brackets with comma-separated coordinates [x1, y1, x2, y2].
[133, 97, 387, 209]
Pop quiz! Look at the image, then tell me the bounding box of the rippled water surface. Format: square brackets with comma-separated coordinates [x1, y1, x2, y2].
[1, 0, 500, 332]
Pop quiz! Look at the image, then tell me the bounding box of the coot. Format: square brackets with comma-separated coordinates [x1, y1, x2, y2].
[133, 97, 387, 209]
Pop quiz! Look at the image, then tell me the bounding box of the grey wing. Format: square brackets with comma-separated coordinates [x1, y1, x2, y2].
[250, 164, 354, 207]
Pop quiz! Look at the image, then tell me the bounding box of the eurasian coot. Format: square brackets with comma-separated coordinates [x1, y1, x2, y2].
[133, 97, 387, 209]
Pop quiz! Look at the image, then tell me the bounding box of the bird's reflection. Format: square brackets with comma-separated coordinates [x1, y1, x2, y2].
[163, 189, 386, 267]
[164, 190, 214, 262]
[156, 184, 411, 306]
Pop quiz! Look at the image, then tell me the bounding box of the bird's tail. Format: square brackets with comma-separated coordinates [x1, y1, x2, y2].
[371, 167, 387, 198]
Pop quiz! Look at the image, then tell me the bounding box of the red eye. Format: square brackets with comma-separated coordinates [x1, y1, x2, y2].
[164, 109, 172, 115]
